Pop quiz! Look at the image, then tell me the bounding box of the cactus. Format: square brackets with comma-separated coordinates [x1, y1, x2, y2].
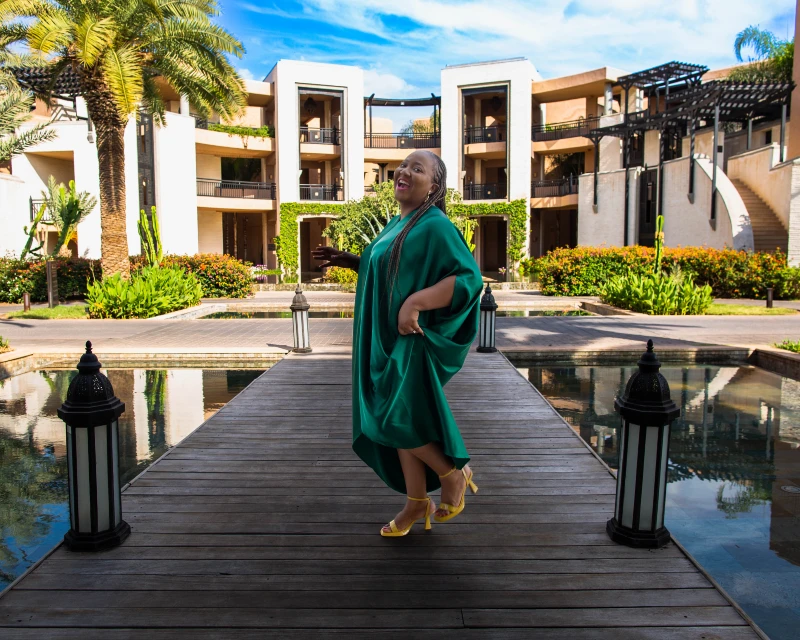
[138, 206, 163, 267]
[653, 214, 664, 275]
[20, 202, 46, 260]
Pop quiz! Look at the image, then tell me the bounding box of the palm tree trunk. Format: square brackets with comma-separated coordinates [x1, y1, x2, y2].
[81, 70, 130, 278]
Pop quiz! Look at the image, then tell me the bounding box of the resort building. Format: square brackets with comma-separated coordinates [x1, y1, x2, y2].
[1, 56, 796, 281]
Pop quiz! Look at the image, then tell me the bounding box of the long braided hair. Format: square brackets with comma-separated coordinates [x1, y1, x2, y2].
[385, 151, 448, 314]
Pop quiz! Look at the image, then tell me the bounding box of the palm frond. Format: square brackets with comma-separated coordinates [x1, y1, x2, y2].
[75, 16, 116, 66]
[0, 120, 57, 162]
[102, 45, 143, 115]
[0, 0, 59, 20]
[734, 25, 779, 62]
[26, 10, 72, 53]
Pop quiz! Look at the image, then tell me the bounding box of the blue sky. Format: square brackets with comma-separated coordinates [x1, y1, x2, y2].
[217, 1, 796, 128]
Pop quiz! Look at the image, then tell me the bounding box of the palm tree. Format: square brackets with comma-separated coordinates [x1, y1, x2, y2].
[729, 25, 793, 84]
[1, 0, 248, 277]
[0, 25, 56, 162]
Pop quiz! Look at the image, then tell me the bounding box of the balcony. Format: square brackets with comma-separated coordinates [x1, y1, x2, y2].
[531, 177, 579, 198]
[300, 184, 343, 201]
[197, 178, 275, 199]
[463, 183, 507, 201]
[193, 116, 274, 156]
[364, 132, 440, 149]
[531, 116, 601, 142]
[300, 127, 340, 145]
[464, 125, 506, 145]
[29, 198, 53, 224]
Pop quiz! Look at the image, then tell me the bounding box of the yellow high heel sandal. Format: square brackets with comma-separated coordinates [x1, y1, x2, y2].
[434, 467, 478, 523]
[380, 496, 433, 537]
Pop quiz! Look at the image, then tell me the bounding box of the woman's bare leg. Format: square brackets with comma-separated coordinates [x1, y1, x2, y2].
[407, 443, 472, 519]
[381, 449, 435, 533]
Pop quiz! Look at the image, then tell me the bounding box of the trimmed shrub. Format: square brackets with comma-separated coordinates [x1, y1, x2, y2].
[0, 257, 98, 303]
[0, 335, 9, 352]
[132, 253, 253, 298]
[324, 266, 358, 286]
[537, 246, 800, 299]
[87, 267, 202, 319]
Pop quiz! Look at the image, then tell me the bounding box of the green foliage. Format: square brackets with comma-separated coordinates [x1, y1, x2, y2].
[0, 335, 8, 351]
[86, 266, 202, 319]
[7, 305, 88, 319]
[400, 109, 439, 134]
[0, 88, 57, 162]
[776, 339, 800, 353]
[324, 266, 358, 286]
[131, 253, 254, 298]
[207, 123, 274, 139]
[277, 202, 344, 275]
[138, 206, 163, 268]
[449, 199, 528, 263]
[704, 303, 796, 316]
[537, 246, 800, 300]
[601, 268, 713, 315]
[518, 257, 539, 278]
[42, 178, 97, 257]
[323, 181, 396, 254]
[729, 25, 794, 83]
[0, 257, 98, 303]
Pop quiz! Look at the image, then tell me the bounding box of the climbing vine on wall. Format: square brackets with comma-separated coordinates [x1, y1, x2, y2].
[450, 199, 528, 263]
[275, 202, 344, 275]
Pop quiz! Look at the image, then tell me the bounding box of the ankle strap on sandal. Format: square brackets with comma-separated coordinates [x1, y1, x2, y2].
[438, 466, 458, 480]
[407, 496, 430, 502]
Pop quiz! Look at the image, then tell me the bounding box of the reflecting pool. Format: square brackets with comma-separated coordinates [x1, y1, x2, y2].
[0, 367, 266, 590]
[201, 309, 591, 319]
[517, 363, 800, 640]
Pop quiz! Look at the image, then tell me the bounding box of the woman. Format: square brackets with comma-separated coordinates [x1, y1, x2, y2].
[312, 150, 483, 536]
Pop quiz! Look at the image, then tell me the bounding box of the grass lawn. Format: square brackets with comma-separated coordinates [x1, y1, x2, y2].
[5, 305, 89, 320]
[776, 340, 800, 353]
[704, 303, 798, 316]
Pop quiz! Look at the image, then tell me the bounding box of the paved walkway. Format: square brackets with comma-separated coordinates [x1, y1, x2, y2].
[1, 313, 797, 355]
[0, 350, 758, 638]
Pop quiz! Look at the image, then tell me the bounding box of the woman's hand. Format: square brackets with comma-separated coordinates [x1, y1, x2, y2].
[311, 246, 359, 272]
[398, 295, 424, 336]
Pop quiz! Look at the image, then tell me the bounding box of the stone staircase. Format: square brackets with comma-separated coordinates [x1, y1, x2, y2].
[730, 179, 789, 253]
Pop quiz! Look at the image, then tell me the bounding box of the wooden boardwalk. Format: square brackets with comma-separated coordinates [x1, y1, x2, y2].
[0, 350, 758, 638]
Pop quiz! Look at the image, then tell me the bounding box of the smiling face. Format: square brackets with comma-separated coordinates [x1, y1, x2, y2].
[394, 151, 439, 212]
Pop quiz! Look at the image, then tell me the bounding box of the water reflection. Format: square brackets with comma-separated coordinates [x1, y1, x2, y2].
[521, 363, 800, 640]
[0, 367, 265, 590]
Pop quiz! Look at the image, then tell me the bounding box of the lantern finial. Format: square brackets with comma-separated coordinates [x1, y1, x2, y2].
[76, 340, 102, 375]
[647, 339, 653, 352]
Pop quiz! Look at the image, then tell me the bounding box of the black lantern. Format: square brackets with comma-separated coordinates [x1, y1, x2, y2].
[290, 285, 312, 353]
[303, 96, 317, 115]
[57, 342, 130, 551]
[477, 284, 498, 353]
[607, 340, 679, 549]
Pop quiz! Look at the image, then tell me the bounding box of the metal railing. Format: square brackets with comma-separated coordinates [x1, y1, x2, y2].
[196, 178, 276, 199]
[29, 198, 53, 223]
[531, 116, 603, 142]
[192, 114, 211, 129]
[463, 182, 507, 200]
[299, 184, 343, 201]
[300, 127, 340, 145]
[464, 125, 506, 145]
[531, 176, 579, 198]
[364, 132, 440, 149]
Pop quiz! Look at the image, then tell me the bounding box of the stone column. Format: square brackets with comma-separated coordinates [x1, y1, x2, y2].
[604, 83, 613, 116]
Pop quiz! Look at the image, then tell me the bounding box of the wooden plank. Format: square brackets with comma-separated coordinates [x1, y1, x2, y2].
[0, 350, 756, 637]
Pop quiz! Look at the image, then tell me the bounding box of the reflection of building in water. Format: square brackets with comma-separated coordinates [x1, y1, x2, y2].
[770, 376, 800, 567]
[526, 362, 800, 567]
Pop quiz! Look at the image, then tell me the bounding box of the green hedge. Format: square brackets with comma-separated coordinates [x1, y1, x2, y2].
[132, 253, 253, 298]
[0, 257, 98, 303]
[537, 246, 800, 299]
[450, 199, 528, 263]
[276, 202, 344, 275]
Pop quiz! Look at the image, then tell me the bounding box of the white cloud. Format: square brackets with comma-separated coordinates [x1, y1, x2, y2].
[363, 69, 421, 97]
[237, 67, 256, 80]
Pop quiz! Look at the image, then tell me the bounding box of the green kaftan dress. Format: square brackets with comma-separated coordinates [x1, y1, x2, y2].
[351, 206, 484, 494]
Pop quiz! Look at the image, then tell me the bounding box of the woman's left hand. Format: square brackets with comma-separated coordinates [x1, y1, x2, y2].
[398, 296, 424, 336]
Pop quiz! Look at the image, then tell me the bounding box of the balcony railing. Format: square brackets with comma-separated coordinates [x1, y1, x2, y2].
[531, 176, 579, 198]
[364, 132, 440, 149]
[29, 198, 53, 223]
[464, 125, 506, 145]
[531, 116, 603, 142]
[300, 127, 340, 145]
[463, 183, 507, 200]
[197, 178, 276, 199]
[300, 184, 343, 201]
